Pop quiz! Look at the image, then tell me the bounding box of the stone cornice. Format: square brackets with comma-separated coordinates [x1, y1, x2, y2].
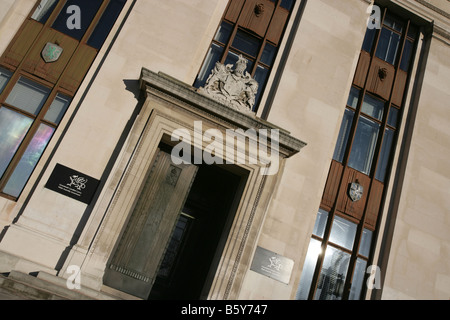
[139, 68, 307, 158]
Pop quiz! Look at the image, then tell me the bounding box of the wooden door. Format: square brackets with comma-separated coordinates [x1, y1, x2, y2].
[103, 149, 198, 299]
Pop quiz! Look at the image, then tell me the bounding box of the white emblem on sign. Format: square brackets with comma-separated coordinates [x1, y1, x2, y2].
[41, 42, 63, 63]
[67, 175, 88, 191]
[349, 182, 364, 202]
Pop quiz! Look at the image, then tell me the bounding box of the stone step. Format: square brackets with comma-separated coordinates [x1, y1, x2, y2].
[0, 272, 68, 300]
[6, 270, 96, 300]
[35, 271, 117, 300]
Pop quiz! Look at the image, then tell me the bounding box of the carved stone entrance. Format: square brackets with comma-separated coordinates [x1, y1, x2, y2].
[60, 69, 306, 300]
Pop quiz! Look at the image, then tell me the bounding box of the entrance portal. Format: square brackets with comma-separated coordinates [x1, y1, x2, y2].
[103, 146, 246, 299]
[149, 163, 245, 299]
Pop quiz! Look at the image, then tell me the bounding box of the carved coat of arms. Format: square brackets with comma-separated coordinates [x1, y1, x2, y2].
[198, 55, 258, 113]
[41, 42, 63, 63]
[349, 182, 364, 202]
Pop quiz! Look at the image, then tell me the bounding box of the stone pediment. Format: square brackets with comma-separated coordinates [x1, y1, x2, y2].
[139, 68, 307, 159]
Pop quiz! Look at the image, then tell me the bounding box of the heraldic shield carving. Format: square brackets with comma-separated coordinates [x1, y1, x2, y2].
[198, 55, 258, 113]
[349, 182, 364, 202]
[41, 42, 63, 63]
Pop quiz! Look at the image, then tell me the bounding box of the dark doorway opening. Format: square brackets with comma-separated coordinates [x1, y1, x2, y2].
[148, 162, 246, 300]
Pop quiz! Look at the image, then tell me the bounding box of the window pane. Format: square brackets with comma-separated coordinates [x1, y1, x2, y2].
[400, 39, 413, 71]
[31, 0, 58, 23]
[348, 116, 380, 175]
[231, 30, 261, 57]
[260, 43, 277, 66]
[295, 238, 321, 300]
[280, 0, 295, 11]
[5, 77, 51, 115]
[0, 108, 33, 178]
[347, 87, 360, 109]
[0, 67, 13, 94]
[361, 27, 376, 53]
[2, 124, 55, 198]
[361, 94, 384, 120]
[387, 106, 399, 128]
[333, 108, 354, 163]
[87, 0, 126, 49]
[383, 13, 403, 32]
[314, 246, 350, 300]
[194, 43, 224, 88]
[359, 228, 373, 257]
[214, 21, 233, 44]
[375, 28, 401, 65]
[349, 258, 367, 300]
[375, 128, 394, 182]
[313, 209, 329, 238]
[407, 24, 418, 40]
[253, 65, 268, 110]
[52, 0, 103, 40]
[44, 93, 71, 125]
[328, 215, 357, 250]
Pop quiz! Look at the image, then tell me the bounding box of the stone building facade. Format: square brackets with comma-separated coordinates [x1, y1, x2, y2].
[0, 0, 448, 300]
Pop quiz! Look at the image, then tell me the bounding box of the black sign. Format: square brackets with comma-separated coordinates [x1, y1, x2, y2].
[45, 164, 100, 204]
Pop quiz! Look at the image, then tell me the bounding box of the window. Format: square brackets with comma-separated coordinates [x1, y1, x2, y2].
[194, 0, 296, 112]
[0, 0, 127, 200]
[296, 210, 374, 300]
[0, 77, 71, 198]
[297, 5, 419, 300]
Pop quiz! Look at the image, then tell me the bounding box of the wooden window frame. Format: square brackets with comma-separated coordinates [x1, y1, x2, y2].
[299, 5, 420, 300]
[0, 0, 127, 200]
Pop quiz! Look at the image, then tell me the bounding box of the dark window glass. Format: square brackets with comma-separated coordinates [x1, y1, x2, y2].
[260, 43, 277, 66]
[387, 106, 399, 128]
[347, 87, 360, 109]
[400, 39, 413, 71]
[280, 0, 295, 11]
[253, 65, 269, 110]
[231, 30, 261, 58]
[375, 128, 394, 181]
[348, 116, 380, 175]
[333, 108, 354, 163]
[214, 21, 233, 44]
[375, 28, 401, 65]
[361, 27, 376, 53]
[5, 77, 51, 115]
[87, 0, 126, 49]
[0, 67, 12, 94]
[383, 13, 403, 32]
[361, 94, 384, 121]
[52, 0, 103, 40]
[193, 43, 224, 88]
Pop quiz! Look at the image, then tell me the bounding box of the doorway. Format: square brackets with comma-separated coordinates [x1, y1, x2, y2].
[148, 162, 245, 299]
[103, 146, 247, 299]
